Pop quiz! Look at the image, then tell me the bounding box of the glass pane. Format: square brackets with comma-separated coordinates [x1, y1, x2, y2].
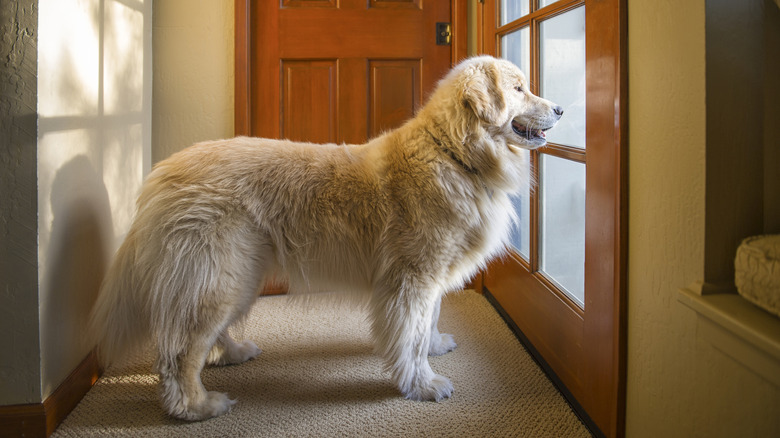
[500, 27, 530, 78]
[540, 155, 585, 307]
[540, 6, 586, 148]
[501, 28, 531, 260]
[539, 0, 557, 7]
[508, 148, 531, 259]
[500, 0, 530, 26]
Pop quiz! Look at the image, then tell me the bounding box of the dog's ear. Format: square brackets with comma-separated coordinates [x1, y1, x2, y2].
[460, 63, 507, 125]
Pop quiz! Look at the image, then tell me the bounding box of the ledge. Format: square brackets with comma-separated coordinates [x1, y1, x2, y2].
[679, 287, 780, 386]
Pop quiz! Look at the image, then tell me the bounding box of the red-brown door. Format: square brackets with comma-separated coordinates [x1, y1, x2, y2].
[235, 0, 466, 145]
[478, 1, 627, 436]
[234, 0, 466, 293]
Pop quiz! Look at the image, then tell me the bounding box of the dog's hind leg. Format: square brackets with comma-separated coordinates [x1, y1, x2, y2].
[371, 283, 454, 402]
[157, 318, 237, 421]
[153, 217, 271, 420]
[427, 294, 457, 356]
[207, 330, 262, 366]
[156, 269, 263, 420]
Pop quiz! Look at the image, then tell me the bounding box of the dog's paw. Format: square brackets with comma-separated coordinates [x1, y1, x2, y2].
[200, 391, 237, 419]
[211, 340, 262, 366]
[170, 391, 236, 421]
[404, 374, 453, 402]
[428, 333, 457, 356]
[234, 340, 262, 363]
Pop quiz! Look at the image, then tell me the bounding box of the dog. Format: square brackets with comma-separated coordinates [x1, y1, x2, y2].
[88, 56, 563, 421]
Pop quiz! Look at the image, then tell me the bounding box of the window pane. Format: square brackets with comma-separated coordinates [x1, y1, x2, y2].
[540, 155, 585, 307]
[500, 0, 530, 26]
[539, 0, 557, 7]
[540, 6, 586, 148]
[501, 27, 531, 261]
[508, 148, 531, 259]
[500, 27, 531, 80]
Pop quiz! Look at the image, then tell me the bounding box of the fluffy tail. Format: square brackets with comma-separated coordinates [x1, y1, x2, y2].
[88, 233, 150, 366]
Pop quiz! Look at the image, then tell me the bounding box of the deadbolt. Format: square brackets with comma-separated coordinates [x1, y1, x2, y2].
[436, 22, 451, 46]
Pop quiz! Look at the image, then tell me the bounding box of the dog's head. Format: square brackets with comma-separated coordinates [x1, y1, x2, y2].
[453, 56, 563, 150]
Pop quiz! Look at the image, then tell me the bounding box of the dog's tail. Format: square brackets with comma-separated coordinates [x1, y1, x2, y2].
[88, 232, 149, 366]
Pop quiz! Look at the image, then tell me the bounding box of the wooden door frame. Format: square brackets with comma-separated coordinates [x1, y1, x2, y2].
[234, 0, 469, 138]
[477, 1, 628, 437]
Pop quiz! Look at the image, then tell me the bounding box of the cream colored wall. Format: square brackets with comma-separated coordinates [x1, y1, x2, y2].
[152, 0, 234, 163]
[36, 0, 152, 400]
[626, 0, 779, 436]
[1, 0, 41, 406]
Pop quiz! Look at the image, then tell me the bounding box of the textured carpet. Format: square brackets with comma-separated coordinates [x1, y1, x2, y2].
[52, 290, 590, 437]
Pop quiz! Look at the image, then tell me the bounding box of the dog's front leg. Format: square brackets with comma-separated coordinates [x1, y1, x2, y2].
[372, 287, 454, 402]
[428, 294, 457, 356]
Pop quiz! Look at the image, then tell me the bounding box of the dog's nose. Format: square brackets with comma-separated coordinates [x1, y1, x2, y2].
[553, 105, 564, 117]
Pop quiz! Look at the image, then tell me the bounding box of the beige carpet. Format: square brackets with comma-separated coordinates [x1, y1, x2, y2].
[52, 290, 590, 437]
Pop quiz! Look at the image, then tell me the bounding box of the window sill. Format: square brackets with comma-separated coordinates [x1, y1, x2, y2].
[678, 286, 780, 386]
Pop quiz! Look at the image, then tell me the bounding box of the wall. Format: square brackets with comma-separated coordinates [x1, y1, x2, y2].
[764, 0, 780, 233]
[0, 0, 42, 405]
[0, 0, 227, 406]
[36, 0, 152, 401]
[152, 0, 234, 163]
[626, 0, 780, 436]
[704, 0, 766, 287]
[0, 0, 151, 405]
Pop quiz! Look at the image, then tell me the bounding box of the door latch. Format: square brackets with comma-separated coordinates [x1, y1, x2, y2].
[436, 22, 452, 46]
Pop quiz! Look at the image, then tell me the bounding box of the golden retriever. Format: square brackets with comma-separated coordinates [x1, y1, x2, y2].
[89, 56, 562, 420]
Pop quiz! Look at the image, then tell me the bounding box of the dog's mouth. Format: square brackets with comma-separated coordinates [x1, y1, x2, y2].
[511, 120, 548, 142]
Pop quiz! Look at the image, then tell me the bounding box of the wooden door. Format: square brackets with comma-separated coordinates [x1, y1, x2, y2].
[478, 1, 627, 437]
[235, 0, 467, 144]
[234, 0, 466, 293]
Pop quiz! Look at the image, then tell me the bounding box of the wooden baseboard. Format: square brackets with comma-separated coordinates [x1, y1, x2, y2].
[0, 350, 101, 438]
[465, 271, 484, 293]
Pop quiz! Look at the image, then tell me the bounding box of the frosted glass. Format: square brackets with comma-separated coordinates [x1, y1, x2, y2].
[501, 28, 531, 260]
[507, 148, 531, 259]
[540, 155, 585, 307]
[500, 27, 531, 78]
[500, 0, 530, 25]
[539, 0, 557, 7]
[540, 6, 586, 148]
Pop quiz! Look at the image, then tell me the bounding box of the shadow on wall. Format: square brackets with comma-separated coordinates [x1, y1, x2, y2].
[42, 156, 112, 364]
[36, 0, 151, 398]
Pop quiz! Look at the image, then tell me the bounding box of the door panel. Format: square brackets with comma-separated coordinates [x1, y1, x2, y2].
[278, 10, 424, 59]
[282, 0, 338, 8]
[369, 0, 421, 10]
[240, 0, 451, 144]
[281, 60, 337, 143]
[369, 59, 421, 138]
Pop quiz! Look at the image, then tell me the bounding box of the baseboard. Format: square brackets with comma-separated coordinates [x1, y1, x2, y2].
[0, 350, 101, 437]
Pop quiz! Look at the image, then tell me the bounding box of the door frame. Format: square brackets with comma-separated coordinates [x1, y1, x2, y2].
[234, 0, 469, 138]
[477, 1, 628, 437]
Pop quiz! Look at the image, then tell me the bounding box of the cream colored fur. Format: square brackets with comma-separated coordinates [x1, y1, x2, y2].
[88, 56, 562, 421]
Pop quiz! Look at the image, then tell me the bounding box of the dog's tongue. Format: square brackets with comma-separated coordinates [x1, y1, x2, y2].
[513, 120, 545, 138]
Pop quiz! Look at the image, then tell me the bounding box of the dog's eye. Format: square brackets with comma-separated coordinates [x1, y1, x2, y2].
[514, 86, 524, 93]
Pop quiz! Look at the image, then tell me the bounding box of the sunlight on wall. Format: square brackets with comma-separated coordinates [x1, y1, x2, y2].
[37, 0, 151, 400]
